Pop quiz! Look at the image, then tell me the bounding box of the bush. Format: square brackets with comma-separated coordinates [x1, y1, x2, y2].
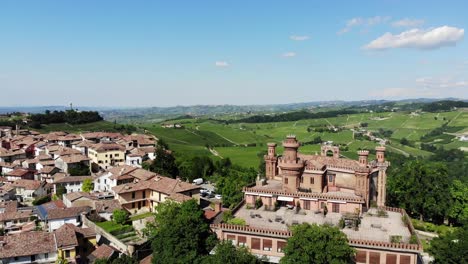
[113, 209, 129, 225]
[226, 218, 246, 226]
[377, 209, 388, 217]
[32, 195, 51, 206]
[390, 235, 402, 243]
[222, 210, 233, 223]
[409, 235, 419, 244]
[255, 198, 263, 209]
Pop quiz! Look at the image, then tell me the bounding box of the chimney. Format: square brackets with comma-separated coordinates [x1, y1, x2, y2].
[214, 202, 222, 213]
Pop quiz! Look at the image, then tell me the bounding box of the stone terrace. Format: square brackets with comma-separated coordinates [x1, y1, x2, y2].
[234, 206, 411, 244]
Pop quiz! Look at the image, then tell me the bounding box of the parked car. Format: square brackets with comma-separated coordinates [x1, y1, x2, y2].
[193, 178, 204, 185]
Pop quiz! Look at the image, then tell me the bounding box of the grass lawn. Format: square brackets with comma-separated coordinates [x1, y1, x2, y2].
[96, 221, 133, 234]
[130, 212, 154, 221]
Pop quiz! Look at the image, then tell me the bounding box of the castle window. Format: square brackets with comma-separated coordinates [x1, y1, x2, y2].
[263, 239, 272, 251]
[238, 236, 247, 247]
[284, 178, 288, 184]
[277, 241, 286, 252]
[310, 177, 314, 184]
[332, 203, 340, 213]
[251, 238, 261, 250]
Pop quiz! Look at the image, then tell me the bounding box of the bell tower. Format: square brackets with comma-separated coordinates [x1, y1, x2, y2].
[264, 143, 278, 179]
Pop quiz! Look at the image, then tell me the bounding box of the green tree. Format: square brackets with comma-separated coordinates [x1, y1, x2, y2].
[203, 240, 261, 264]
[111, 255, 138, 264]
[94, 259, 109, 264]
[148, 141, 179, 177]
[82, 178, 94, 193]
[113, 209, 129, 225]
[280, 223, 354, 264]
[145, 200, 216, 264]
[55, 257, 69, 264]
[56, 185, 66, 199]
[387, 160, 450, 223]
[428, 226, 468, 264]
[447, 180, 468, 226]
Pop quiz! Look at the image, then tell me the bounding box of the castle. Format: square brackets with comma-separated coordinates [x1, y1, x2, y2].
[262, 135, 389, 210]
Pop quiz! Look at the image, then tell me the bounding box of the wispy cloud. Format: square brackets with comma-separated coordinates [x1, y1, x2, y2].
[364, 26, 464, 50]
[338, 16, 390, 34]
[370, 76, 468, 98]
[290, 35, 310, 41]
[215, 61, 229, 67]
[282, 52, 296, 58]
[391, 18, 425, 28]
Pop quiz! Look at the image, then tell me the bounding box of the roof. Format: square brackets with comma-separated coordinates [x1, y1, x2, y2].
[36, 200, 67, 220]
[0, 231, 57, 258]
[63, 191, 95, 202]
[0, 210, 33, 222]
[6, 168, 32, 177]
[89, 142, 125, 152]
[54, 175, 93, 184]
[298, 153, 361, 171]
[95, 199, 122, 213]
[47, 206, 90, 220]
[112, 176, 200, 199]
[58, 154, 90, 164]
[54, 224, 79, 248]
[140, 254, 152, 264]
[11, 179, 42, 190]
[90, 244, 117, 260]
[39, 166, 59, 174]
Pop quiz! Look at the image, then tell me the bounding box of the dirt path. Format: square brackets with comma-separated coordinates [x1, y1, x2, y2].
[447, 111, 462, 126]
[213, 132, 239, 145]
[209, 148, 223, 158]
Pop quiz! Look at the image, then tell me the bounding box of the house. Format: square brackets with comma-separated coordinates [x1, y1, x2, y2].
[0, 183, 15, 202]
[54, 175, 94, 194]
[37, 166, 61, 183]
[57, 134, 82, 148]
[0, 231, 58, 263]
[0, 148, 26, 163]
[0, 162, 15, 176]
[63, 192, 96, 208]
[54, 223, 97, 263]
[45, 206, 90, 232]
[88, 142, 126, 170]
[94, 199, 122, 221]
[5, 168, 35, 182]
[0, 201, 34, 230]
[93, 165, 150, 193]
[81, 132, 122, 143]
[11, 179, 47, 201]
[88, 244, 118, 263]
[126, 153, 143, 167]
[112, 175, 200, 215]
[55, 154, 91, 174]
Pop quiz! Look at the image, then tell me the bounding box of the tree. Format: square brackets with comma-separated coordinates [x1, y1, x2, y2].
[428, 226, 468, 264]
[203, 240, 261, 264]
[280, 223, 354, 264]
[56, 185, 66, 199]
[148, 141, 179, 177]
[113, 209, 129, 225]
[94, 259, 109, 264]
[145, 200, 216, 264]
[55, 257, 69, 264]
[448, 180, 468, 226]
[82, 178, 94, 193]
[111, 255, 138, 264]
[387, 160, 450, 223]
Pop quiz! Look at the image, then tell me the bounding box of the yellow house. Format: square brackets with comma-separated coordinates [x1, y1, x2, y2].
[54, 223, 97, 262]
[88, 142, 126, 170]
[112, 175, 201, 215]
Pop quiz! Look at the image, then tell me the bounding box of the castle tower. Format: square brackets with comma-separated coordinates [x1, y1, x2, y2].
[278, 135, 305, 192]
[375, 146, 388, 207]
[358, 150, 369, 166]
[264, 143, 278, 180]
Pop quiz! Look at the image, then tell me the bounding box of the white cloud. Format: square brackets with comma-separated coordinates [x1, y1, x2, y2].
[364, 26, 464, 50]
[215, 61, 229, 67]
[371, 76, 468, 98]
[282, 52, 296, 58]
[290, 35, 310, 41]
[338, 16, 390, 34]
[392, 18, 425, 27]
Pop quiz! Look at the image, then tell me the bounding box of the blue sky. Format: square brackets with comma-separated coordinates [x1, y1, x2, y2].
[0, 0, 466, 107]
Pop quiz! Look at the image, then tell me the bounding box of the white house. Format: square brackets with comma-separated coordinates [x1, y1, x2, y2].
[54, 176, 93, 194]
[46, 206, 89, 232]
[11, 179, 47, 201]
